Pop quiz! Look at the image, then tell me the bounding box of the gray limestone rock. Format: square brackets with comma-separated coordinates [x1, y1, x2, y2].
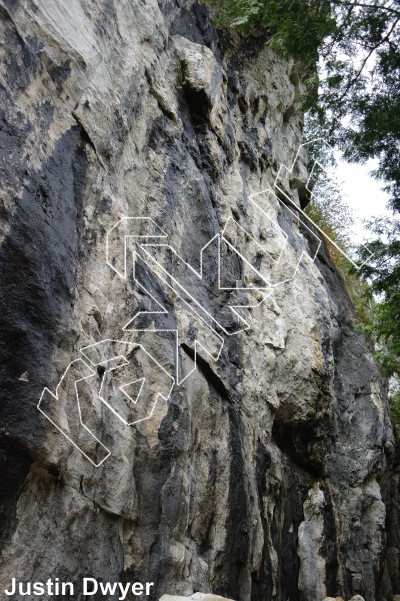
[160, 595, 236, 601]
[0, 1, 399, 601]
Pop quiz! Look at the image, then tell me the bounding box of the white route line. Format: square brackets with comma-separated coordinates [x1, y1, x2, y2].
[248, 187, 323, 286]
[37, 359, 111, 468]
[221, 214, 288, 271]
[122, 278, 225, 386]
[140, 243, 265, 337]
[120, 378, 145, 405]
[106, 216, 167, 279]
[276, 137, 373, 269]
[79, 340, 175, 427]
[39, 139, 370, 467]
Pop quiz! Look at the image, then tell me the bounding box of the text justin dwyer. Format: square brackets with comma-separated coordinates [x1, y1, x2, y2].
[5, 578, 154, 599]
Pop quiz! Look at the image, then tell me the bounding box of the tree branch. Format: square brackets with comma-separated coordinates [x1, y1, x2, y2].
[321, 0, 362, 55]
[337, 16, 400, 101]
[333, 0, 400, 16]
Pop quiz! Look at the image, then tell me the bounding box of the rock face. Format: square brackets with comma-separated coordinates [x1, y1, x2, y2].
[0, 1, 399, 600]
[160, 595, 235, 601]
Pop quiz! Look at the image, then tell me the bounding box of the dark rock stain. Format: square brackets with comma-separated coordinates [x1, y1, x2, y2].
[251, 439, 274, 600]
[0, 125, 87, 534]
[216, 405, 249, 599]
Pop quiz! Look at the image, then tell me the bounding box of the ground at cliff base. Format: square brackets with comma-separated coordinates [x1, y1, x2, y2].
[322, 596, 365, 601]
[160, 594, 236, 601]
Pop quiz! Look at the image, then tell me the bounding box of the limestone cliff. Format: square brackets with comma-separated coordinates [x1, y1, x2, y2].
[0, 1, 399, 600]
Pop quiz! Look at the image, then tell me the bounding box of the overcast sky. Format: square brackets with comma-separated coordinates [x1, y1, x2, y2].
[334, 154, 392, 244]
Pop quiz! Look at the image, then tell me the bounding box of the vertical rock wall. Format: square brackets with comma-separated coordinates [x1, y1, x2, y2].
[0, 1, 398, 600]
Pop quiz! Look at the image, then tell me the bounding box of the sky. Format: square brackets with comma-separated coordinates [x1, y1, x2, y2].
[333, 154, 392, 245]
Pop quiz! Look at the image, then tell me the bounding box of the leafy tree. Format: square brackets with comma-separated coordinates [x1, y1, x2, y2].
[209, 0, 400, 211]
[302, 119, 370, 307]
[210, 0, 334, 65]
[303, 141, 354, 267]
[209, 0, 400, 432]
[357, 217, 400, 378]
[390, 386, 400, 437]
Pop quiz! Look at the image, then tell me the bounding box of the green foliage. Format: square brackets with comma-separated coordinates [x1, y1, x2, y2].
[303, 117, 363, 300]
[209, 0, 400, 210]
[389, 391, 400, 437]
[210, 0, 400, 433]
[210, 0, 334, 66]
[351, 216, 400, 433]
[209, 0, 400, 433]
[357, 217, 400, 379]
[304, 162, 400, 430]
[305, 171, 352, 264]
[303, 150, 371, 305]
[324, 18, 400, 214]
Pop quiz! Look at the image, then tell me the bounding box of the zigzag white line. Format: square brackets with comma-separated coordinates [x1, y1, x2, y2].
[122, 279, 225, 386]
[275, 137, 373, 269]
[37, 359, 111, 468]
[40, 139, 370, 467]
[79, 340, 175, 426]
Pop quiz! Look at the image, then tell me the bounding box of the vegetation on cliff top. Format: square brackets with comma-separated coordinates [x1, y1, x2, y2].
[209, 0, 400, 432]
